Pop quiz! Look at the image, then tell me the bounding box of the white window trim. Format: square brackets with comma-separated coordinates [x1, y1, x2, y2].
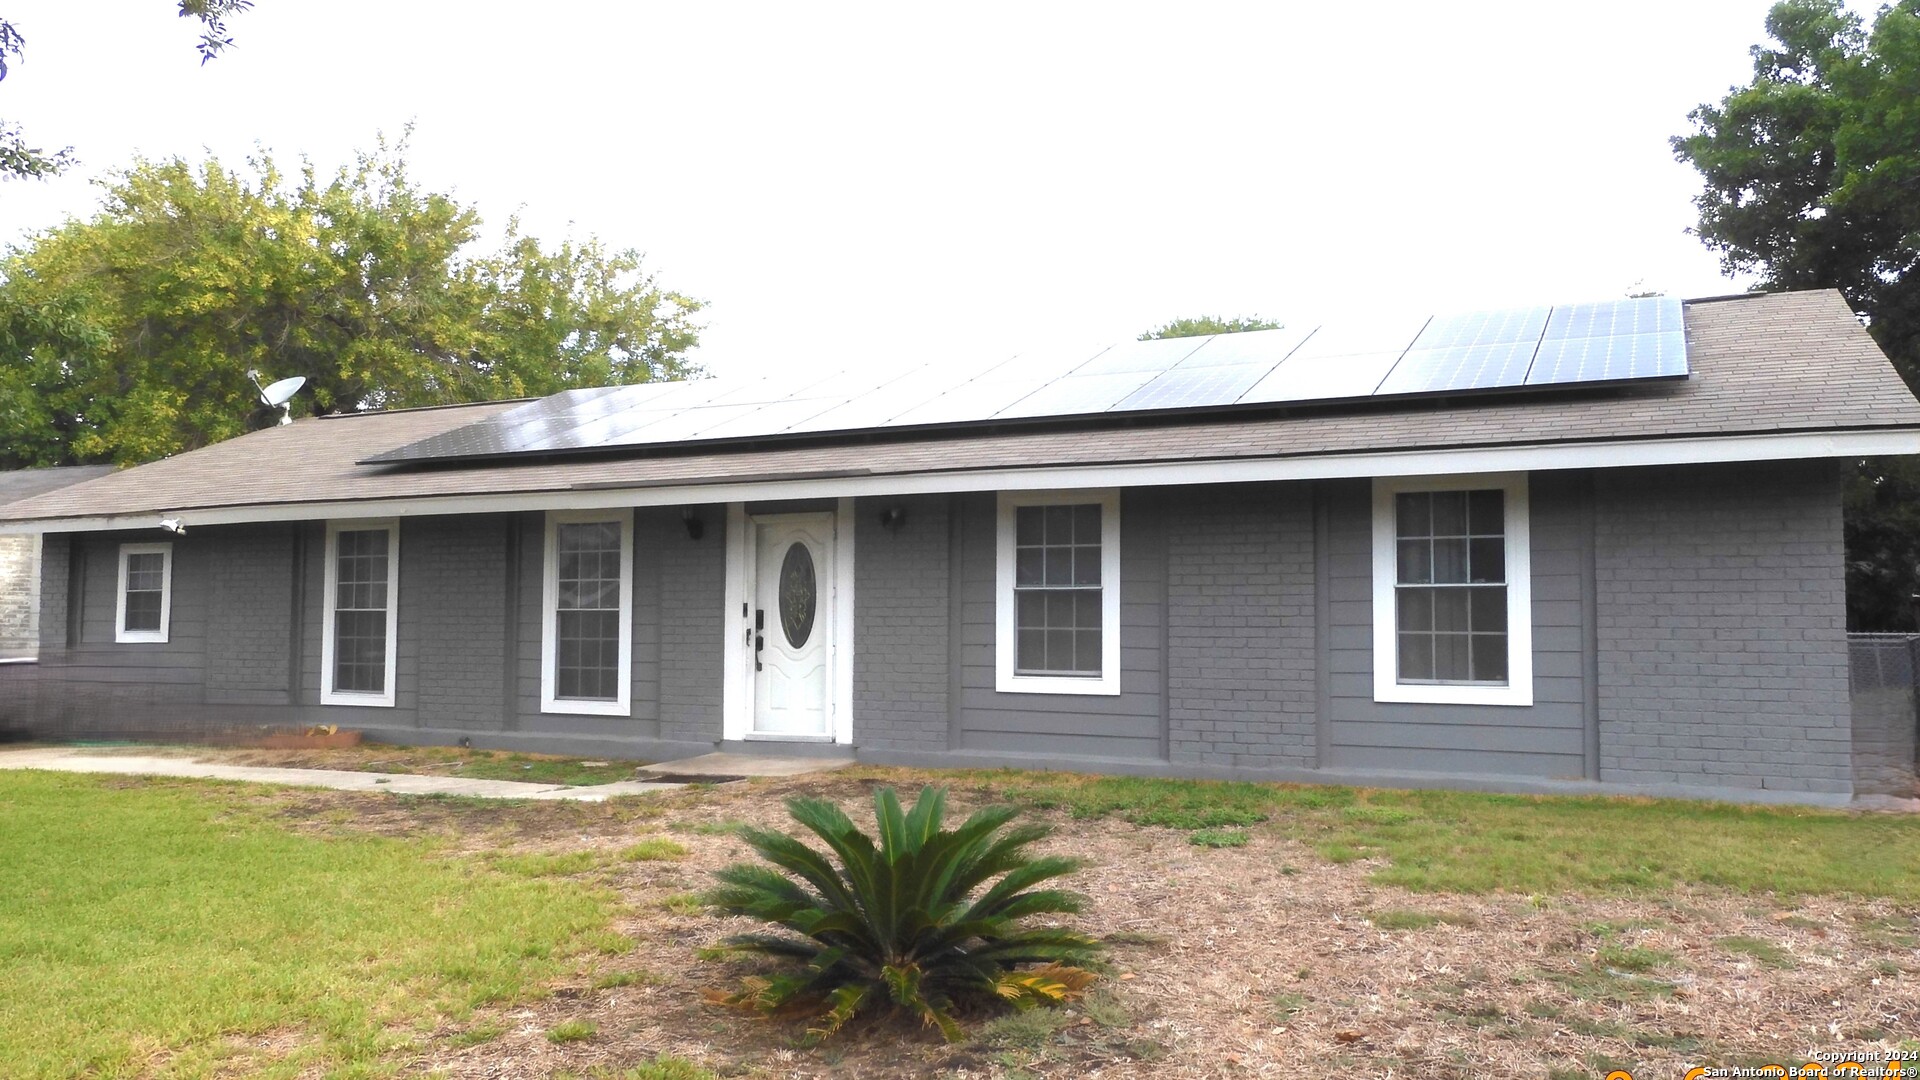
[541, 508, 634, 717]
[321, 519, 400, 707]
[114, 542, 172, 644]
[1372, 473, 1532, 707]
[995, 489, 1122, 696]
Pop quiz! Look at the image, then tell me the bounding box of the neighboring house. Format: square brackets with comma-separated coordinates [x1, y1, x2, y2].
[1, 290, 1916, 804]
[0, 466, 115, 660]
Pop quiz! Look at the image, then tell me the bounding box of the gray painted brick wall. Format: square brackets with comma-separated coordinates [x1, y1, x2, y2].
[205, 526, 293, 703]
[1594, 461, 1852, 795]
[852, 494, 950, 753]
[1165, 482, 1318, 768]
[658, 506, 725, 744]
[408, 516, 509, 729]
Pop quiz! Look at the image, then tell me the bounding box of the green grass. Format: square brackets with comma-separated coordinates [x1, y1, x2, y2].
[0, 771, 612, 1079]
[1187, 828, 1250, 848]
[973, 770, 1920, 899]
[621, 838, 690, 861]
[1593, 943, 1675, 972]
[547, 1019, 597, 1043]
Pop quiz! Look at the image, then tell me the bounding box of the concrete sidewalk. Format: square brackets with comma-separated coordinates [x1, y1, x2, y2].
[0, 747, 685, 801]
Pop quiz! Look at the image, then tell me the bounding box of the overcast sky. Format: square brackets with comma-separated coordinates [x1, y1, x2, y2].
[0, 1, 1824, 380]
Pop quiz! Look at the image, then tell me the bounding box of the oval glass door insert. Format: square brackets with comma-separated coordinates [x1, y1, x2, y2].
[779, 542, 817, 647]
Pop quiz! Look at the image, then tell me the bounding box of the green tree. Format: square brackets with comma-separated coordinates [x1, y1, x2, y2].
[1138, 314, 1281, 340]
[0, 139, 703, 466]
[2, 2, 254, 180]
[1673, 0, 1920, 630]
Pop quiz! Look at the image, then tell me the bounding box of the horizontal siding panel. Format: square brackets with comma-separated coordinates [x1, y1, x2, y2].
[1326, 744, 1583, 777]
[959, 730, 1161, 758]
[1330, 719, 1585, 753]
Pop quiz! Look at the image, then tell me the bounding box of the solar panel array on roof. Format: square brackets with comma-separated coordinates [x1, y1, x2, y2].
[366, 295, 1691, 464]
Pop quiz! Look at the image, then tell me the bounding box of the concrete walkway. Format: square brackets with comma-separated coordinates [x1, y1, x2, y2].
[0, 747, 685, 801]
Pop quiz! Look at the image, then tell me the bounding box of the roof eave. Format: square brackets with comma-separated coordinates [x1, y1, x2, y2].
[4, 425, 1916, 535]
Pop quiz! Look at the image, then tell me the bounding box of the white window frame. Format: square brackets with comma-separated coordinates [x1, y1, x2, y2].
[114, 542, 173, 643]
[321, 519, 400, 707]
[1372, 473, 1532, 707]
[995, 489, 1122, 696]
[541, 508, 634, 716]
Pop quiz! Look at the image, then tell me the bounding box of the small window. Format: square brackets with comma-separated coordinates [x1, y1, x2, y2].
[995, 490, 1121, 696]
[1372, 475, 1532, 706]
[322, 521, 399, 706]
[115, 543, 172, 643]
[542, 510, 633, 715]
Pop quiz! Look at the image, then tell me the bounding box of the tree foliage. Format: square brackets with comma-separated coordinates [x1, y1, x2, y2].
[703, 786, 1102, 1043]
[1138, 314, 1280, 340]
[0, 139, 703, 466]
[1, 2, 254, 180]
[1674, 0, 1920, 629]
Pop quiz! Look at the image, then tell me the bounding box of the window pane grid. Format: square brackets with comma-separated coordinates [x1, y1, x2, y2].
[1395, 490, 1508, 685]
[554, 521, 623, 701]
[332, 529, 390, 695]
[1013, 504, 1103, 677]
[122, 551, 166, 633]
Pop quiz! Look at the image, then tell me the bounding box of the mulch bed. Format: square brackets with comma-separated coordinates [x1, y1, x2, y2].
[246, 771, 1920, 1079]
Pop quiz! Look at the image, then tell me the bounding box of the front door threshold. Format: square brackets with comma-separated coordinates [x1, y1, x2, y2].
[740, 732, 837, 743]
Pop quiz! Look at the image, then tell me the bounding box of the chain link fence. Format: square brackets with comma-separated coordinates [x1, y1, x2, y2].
[1849, 633, 1920, 798]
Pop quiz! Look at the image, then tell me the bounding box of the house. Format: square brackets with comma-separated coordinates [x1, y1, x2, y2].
[0, 466, 116, 660]
[1, 290, 1915, 804]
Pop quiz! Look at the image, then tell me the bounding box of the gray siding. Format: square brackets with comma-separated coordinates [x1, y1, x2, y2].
[1594, 461, 1852, 795]
[656, 505, 726, 744]
[1323, 474, 1593, 779]
[952, 490, 1167, 761]
[1165, 483, 1318, 768]
[852, 494, 951, 753]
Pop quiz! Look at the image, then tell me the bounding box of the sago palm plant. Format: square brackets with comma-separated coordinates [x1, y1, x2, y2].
[703, 785, 1102, 1042]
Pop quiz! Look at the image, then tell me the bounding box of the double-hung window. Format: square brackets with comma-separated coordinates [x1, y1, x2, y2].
[1372, 474, 1531, 706]
[322, 520, 399, 706]
[995, 490, 1121, 695]
[115, 543, 172, 643]
[541, 509, 633, 715]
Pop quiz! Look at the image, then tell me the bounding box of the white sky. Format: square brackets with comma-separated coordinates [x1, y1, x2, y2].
[0, 1, 1829, 380]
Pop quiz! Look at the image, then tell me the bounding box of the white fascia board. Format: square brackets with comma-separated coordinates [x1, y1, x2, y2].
[6, 427, 1919, 535]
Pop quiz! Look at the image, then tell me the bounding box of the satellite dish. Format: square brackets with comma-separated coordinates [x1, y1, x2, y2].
[245, 369, 307, 427]
[259, 376, 306, 408]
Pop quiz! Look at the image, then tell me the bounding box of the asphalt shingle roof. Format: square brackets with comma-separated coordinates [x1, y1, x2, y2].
[5, 290, 1917, 526]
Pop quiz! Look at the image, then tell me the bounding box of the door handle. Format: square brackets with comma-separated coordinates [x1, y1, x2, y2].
[754, 609, 766, 671]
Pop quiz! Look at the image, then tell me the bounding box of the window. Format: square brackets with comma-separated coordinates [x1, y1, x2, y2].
[322, 521, 398, 706]
[995, 490, 1121, 695]
[1372, 474, 1532, 706]
[541, 509, 633, 715]
[115, 543, 172, 643]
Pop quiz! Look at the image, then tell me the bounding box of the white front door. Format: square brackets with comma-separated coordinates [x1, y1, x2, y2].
[751, 513, 835, 736]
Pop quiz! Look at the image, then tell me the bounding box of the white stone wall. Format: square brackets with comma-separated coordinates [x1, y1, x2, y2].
[0, 534, 40, 658]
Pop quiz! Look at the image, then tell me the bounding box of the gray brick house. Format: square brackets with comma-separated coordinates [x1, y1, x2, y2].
[2, 290, 1915, 804]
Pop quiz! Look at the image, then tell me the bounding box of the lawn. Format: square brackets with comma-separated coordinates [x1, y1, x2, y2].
[2, 757, 1916, 1079]
[0, 771, 615, 1078]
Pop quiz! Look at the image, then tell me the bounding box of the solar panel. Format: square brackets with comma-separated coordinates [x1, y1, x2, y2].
[1525, 330, 1687, 385]
[1410, 306, 1551, 350]
[365, 296, 1693, 464]
[1113, 362, 1275, 412]
[1376, 340, 1540, 396]
[1068, 336, 1207, 375]
[994, 371, 1163, 419]
[1238, 349, 1410, 404]
[1541, 296, 1682, 340]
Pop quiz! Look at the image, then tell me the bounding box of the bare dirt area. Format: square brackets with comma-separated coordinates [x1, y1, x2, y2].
[244, 770, 1920, 1080]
